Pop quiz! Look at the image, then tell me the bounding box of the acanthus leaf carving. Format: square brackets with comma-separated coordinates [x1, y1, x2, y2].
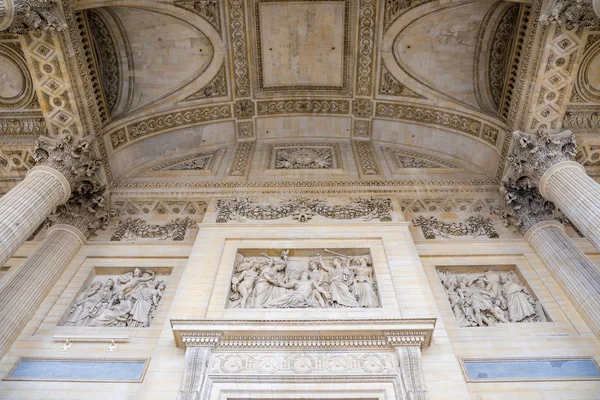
[215, 197, 393, 223]
[1, 0, 66, 35]
[412, 215, 499, 239]
[540, 0, 600, 28]
[110, 217, 196, 241]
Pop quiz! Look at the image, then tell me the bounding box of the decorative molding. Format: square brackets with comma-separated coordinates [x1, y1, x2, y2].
[540, 0, 600, 28]
[412, 215, 499, 239]
[572, 34, 600, 103]
[384, 147, 457, 170]
[86, 10, 119, 115]
[352, 98, 373, 118]
[184, 64, 228, 101]
[233, 99, 255, 119]
[563, 109, 600, 130]
[236, 121, 254, 140]
[173, 0, 222, 35]
[353, 140, 379, 175]
[149, 150, 220, 171]
[0, 145, 35, 174]
[215, 197, 393, 223]
[228, 141, 253, 176]
[0, 42, 38, 109]
[355, 0, 376, 96]
[378, 62, 425, 98]
[375, 102, 500, 146]
[111, 199, 207, 216]
[401, 198, 498, 214]
[488, 4, 520, 109]
[110, 217, 196, 241]
[21, 31, 83, 137]
[383, 0, 434, 32]
[256, 99, 350, 116]
[225, 0, 251, 98]
[267, 143, 340, 170]
[108, 104, 232, 147]
[577, 141, 600, 167]
[353, 119, 371, 138]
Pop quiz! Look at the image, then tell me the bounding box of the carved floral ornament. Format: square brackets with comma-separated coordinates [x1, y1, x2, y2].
[540, 0, 600, 28]
[0, 0, 66, 34]
[412, 215, 499, 239]
[215, 197, 393, 223]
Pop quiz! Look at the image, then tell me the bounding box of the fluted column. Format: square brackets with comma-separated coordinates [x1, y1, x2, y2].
[539, 161, 600, 251]
[0, 167, 70, 266]
[526, 221, 600, 338]
[499, 184, 600, 339]
[504, 128, 600, 251]
[0, 225, 84, 359]
[0, 135, 102, 266]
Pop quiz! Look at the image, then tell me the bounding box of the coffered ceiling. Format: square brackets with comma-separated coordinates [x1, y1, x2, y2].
[1, 0, 598, 190]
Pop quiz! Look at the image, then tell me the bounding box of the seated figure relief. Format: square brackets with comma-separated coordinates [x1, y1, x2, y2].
[63, 268, 166, 327]
[438, 269, 547, 327]
[228, 249, 380, 309]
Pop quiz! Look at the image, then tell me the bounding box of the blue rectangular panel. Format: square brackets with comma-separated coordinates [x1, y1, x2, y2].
[463, 358, 600, 381]
[6, 359, 147, 382]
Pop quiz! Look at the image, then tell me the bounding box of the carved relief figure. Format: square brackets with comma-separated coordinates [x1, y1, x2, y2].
[438, 269, 547, 327]
[63, 269, 166, 327]
[228, 250, 379, 309]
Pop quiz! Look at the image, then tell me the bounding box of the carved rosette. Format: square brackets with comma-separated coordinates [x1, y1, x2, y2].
[503, 129, 577, 190]
[540, 0, 600, 28]
[0, 0, 66, 34]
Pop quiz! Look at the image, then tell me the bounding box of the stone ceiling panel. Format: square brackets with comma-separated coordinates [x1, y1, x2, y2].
[250, 0, 352, 97]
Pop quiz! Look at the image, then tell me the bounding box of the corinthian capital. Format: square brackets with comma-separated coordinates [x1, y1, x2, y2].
[503, 128, 577, 189]
[0, 0, 65, 35]
[50, 184, 114, 239]
[497, 185, 560, 234]
[33, 135, 102, 189]
[540, 0, 600, 28]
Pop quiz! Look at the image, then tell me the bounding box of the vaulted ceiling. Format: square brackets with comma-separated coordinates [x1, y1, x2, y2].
[1, 0, 598, 189]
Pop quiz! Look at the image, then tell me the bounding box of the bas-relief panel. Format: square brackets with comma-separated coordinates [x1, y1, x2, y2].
[60, 268, 169, 328]
[227, 249, 380, 309]
[437, 267, 548, 327]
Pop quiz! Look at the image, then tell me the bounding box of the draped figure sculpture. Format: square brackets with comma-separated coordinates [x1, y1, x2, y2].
[227, 249, 380, 309]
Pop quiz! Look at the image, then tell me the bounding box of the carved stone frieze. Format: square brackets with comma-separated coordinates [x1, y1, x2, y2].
[489, 4, 520, 109]
[62, 268, 166, 327]
[503, 128, 577, 188]
[0, 0, 65, 35]
[184, 65, 228, 101]
[352, 99, 373, 118]
[438, 268, 547, 327]
[266, 143, 340, 170]
[412, 215, 499, 239]
[110, 217, 196, 241]
[228, 249, 379, 309]
[563, 110, 600, 130]
[540, 0, 600, 28]
[257, 99, 350, 116]
[215, 197, 393, 223]
[0, 117, 47, 135]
